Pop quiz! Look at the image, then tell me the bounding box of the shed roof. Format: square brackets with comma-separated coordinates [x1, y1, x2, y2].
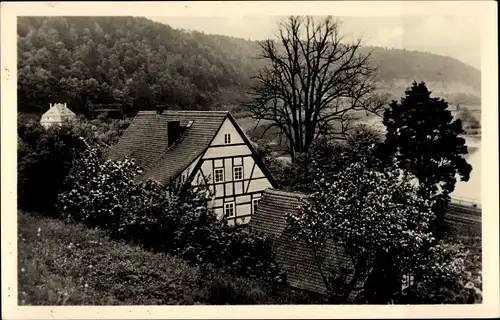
[249, 188, 370, 302]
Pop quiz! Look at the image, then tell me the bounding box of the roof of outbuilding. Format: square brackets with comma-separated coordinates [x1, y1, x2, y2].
[108, 110, 228, 183]
[249, 188, 370, 302]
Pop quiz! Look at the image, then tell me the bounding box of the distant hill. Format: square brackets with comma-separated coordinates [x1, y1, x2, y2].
[17, 16, 481, 117]
[362, 46, 481, 106]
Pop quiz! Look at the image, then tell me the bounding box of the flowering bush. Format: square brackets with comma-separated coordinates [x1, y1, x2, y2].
[395, 241, 482, 304]
[56, 140, 283, 283]
[56, 139, 168, 232]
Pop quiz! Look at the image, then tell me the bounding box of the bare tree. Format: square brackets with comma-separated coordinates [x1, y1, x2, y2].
[248, 16, 386, 161]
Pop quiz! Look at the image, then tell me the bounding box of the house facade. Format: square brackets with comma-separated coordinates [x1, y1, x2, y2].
[109, 110, 277, 225]
[40, 103, 76, 128]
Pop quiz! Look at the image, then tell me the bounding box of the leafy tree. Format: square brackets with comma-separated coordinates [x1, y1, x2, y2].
[286, 157, 436, 303]
[394, 241, 482, 304]
[458, 107, 481, 131]
[17, 119, 86, 214]
[281, 124, 384, 192]
[380, 81, 472, 233]
[248, 16, 386, 161]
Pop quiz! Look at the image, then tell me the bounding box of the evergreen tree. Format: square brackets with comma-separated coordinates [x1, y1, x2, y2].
[380, 81, 472, 234]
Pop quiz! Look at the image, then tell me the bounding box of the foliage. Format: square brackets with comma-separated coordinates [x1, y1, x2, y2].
[17, 16, 262, 115]
[365, 46, 481, 92]
[17, 119, 87, 214]
[18, 212, 319, 305]
[381, 81, 472, 197]
[57, 143, 166, 232]
[286, 157, 436, 302]
[18, 17, 480, 118]
[380, 81, 472, 234]
[17, 115, 130, 214]
[458, 107, 481, 130]
[248, 16, 387, 160]
[394, 241, 482, 304]
[280, 124, 384, 192]
[250, 137, 290, 186]
[55, 137, 283, 283]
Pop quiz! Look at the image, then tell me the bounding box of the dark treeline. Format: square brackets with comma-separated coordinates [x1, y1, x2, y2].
[18, 16, 481, 117]
[17, 16, 264, 116]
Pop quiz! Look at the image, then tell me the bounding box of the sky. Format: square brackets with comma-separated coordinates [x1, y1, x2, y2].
[149, 15, 481, 70]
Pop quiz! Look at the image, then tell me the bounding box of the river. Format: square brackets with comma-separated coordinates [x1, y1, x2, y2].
[451, 136, 481, 204]
[361, 117, 482, 204]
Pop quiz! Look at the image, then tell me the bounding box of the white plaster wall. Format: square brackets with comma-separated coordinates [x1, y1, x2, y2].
[211, 117, 245, 145]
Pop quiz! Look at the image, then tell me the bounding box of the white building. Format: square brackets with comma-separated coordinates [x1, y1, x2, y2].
[40, 103, 76, 128]
[109, 110, 277, 225]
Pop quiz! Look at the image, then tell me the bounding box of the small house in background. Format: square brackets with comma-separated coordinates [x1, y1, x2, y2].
[108, 110, 278, 225]
[40, 103, 76, 128]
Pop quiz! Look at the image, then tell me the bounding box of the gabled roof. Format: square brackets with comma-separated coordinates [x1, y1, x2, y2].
[109, 110, 227, 182]
[140, 111, 229, 184]
[108, 110, 278, 187]
[41, 103, 76, 122]
[249, 188, 370, 302]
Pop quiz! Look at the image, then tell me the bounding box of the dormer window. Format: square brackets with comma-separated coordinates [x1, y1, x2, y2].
[224, 133, 231, 144]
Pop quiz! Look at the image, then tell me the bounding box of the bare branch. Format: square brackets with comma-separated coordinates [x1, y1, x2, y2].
[247, 15, 381, 156]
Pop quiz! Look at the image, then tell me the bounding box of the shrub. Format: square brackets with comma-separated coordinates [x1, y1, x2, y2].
[56, 140, 168, 233]
[56, 140, 284, 283]
[17, 115, 130, 214]
[394, 241, 482, 304]
[17, 119, 86, 214]
[175, 222, 286, 283]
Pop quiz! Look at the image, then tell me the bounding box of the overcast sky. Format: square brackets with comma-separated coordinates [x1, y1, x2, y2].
[149, 15, 481, 70]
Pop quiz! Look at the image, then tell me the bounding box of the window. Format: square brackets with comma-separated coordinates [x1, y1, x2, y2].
[401, 273, 415, 290]
[233, 166, 243, 180]
[224, 202, 235, 218]
[253, 198, 260, 214]
[224, 133, 231, 144]
[214, 168, 224, 183]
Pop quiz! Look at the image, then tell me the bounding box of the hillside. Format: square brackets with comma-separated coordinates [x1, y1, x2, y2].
[17, 16, 481, 117]
[18, 211, 319, 305]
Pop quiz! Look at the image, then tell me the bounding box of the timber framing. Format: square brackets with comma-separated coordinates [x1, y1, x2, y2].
[109, 110, 277, 225]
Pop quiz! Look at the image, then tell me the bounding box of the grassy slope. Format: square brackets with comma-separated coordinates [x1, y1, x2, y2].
[17, 212, 320, 305]
[18, 211, 206, 305]
[17, 210, 481, 305]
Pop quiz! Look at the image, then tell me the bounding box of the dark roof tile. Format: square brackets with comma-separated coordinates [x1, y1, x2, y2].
[109, 110, 227, 184]
[249, 188, 370, 302]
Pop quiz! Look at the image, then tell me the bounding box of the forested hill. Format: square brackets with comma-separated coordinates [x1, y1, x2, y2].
[17, 16, 481, 116]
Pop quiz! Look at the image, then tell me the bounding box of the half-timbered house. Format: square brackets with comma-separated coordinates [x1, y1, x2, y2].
[109, 110, 277, 225]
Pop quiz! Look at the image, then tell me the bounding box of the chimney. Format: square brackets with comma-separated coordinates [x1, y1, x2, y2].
[155, 104, 167, 114]
[168, 121, 182, 147]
